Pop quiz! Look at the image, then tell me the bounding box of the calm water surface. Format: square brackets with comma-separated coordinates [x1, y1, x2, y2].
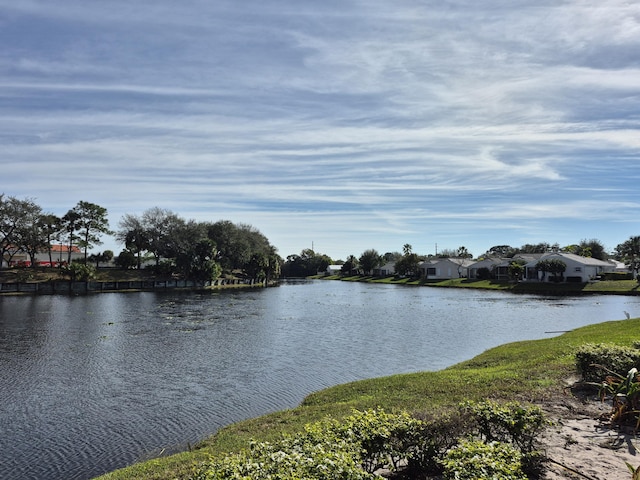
[1, 280, 639, 479]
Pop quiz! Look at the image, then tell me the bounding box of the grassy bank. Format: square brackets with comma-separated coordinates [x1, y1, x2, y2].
[325, 274, 640, 295]
[95, 316, 639, 480]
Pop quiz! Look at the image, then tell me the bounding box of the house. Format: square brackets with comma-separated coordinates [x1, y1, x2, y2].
[607, 259, 630, 273]
[468, 254, 545, 280]
[495, 254, 544, 280]
[4, 245, 83, 267]
[523, 252, 615, 282]
[325, 264, 343, 275]
[373, 261, 396, 276]
[467, 257, 504, 279]
[45, 245, 84, 265]
[419, 258, 473, 279]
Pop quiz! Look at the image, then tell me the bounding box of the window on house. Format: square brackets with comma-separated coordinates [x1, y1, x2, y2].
[574, 267, 582, 272]
[427, 267, 436, 275]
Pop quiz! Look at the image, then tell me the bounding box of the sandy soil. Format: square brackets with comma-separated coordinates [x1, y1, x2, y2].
[379, 382, 640, 480]
[539, 381, 640, 480]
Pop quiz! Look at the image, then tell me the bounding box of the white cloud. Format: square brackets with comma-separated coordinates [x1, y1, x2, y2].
[1, 0, 639, 260]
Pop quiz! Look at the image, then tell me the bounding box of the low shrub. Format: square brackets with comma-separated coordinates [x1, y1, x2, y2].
[461, 400, 547, 455]
[576, 343, 640, 383]
[192, 403, 549, 480]
[461, 400, 547, 478]
[61, 262, 96, 281]
[601, 272, 634, 281]
[191, 409, 422, 479]
[330, 408, 422, 474]
[191, 434, 374, 480]
[441, 440, 526, 480]
[407, 410, 474, 476]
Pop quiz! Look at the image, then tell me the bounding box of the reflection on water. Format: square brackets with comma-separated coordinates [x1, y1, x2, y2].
[1, 280, 639, 479]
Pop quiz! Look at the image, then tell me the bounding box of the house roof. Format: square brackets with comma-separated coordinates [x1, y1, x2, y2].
[512, 253, 544, 262]
[419, 257, 473, 267]
[49, 244, 81, 253]
[469, 258, 504, 268]
[377, 261, 396, 270]
[525, 252, 612, 267]
[552, 252, 611, 266]
[440, 257, 474, 266]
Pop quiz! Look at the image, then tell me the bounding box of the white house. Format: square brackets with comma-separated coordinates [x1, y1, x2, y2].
[607, 259, 630, 273]
[467, 257, 504, 279]
[325, 264, 343, 275]
[373, 261, 396, 276]
[468, 254, 544, 280]
[420, 258, 473, 279]
[523, 252, 615, 282]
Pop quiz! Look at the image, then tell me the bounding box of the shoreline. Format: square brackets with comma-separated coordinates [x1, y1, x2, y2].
[0, 268, 277, 296]
[95, 316, 640, 480]
[0, 281, 277, 296]
[317, 273, 640, 296]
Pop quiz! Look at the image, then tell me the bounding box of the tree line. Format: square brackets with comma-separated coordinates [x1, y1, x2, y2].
[0, 194, 280, 282]
[116, 208, 280, 282]
[0, 195, 112, 268]
[5, 192, 640, 281]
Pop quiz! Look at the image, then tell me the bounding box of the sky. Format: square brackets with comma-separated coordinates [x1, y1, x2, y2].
[2, 1, 640, 261]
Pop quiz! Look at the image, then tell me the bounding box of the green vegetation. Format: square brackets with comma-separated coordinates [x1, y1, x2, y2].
[0, 267, 264, 291]
[116, 211, 280, 282]
[575, 343, 640, 383]
[281, 248, 333, 277]
[597, 366, 640, 428]
[615, 236, 640, 279]
[95, 317, 640, 480]
[191, 402, 545, 479]
[441, 440, 526, 480]
[575, 342, 640, 433]
[0, 195, 282, 283]
[627, 461, 640, 479]
[192, 409, 416, 480]
[533, 258, 567, 282]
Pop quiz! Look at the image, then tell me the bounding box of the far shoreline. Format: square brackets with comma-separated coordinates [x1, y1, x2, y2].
[0, 266, 277, 296]
[315, 273, 640, 296]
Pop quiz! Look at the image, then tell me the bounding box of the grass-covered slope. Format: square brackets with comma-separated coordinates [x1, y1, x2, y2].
[96, 317, 640, 480]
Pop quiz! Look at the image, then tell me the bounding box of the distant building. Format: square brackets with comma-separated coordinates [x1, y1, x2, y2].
[325, 264, 343, 275]
[373, 261, 396, 276]
[419, 258, 473, 279]
[523, 252, 614, 282]
[3, 245, 83, 268]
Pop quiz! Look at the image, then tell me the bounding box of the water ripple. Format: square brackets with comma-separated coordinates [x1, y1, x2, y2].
[1, 284, 639, 479]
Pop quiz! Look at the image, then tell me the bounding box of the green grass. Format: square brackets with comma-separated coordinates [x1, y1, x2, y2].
[94, 317, 640, 480]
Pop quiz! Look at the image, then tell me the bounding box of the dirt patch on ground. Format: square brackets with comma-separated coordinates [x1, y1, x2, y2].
[539, 382, 639, 479]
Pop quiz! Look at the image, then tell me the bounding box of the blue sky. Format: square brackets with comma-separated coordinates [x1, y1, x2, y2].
[2, 1, 640, 260]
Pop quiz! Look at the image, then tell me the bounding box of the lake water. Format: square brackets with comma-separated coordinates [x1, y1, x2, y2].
[2, 279, 639, 480]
